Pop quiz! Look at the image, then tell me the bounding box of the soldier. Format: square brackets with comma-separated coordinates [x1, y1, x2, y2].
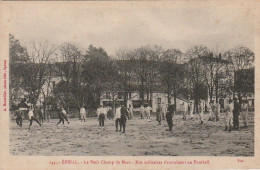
[28, 107, 42, 130]
[225, 99, 233, 131]
[120, 105, 128, 133]
[233, 98, 240, 130]
[241, 100, 248, 128]
[166, 104, 174, 131]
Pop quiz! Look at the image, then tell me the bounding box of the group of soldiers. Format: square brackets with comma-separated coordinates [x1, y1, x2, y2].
[14, 97, 249, 133]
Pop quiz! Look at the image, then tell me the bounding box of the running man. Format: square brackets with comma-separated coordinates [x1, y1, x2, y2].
[57, 107, 70, 126]
[28, 107, 41, 130]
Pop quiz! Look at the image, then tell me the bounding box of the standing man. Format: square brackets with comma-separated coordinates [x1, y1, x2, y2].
[166, 104, 174, 131]
[120, 105, 128, 133]
[180, 102, 186, 121]
[161, 102, 167, 120]
[15, 110, 23, 127]
[28, 107, 42, 130]
[145, 104, 152, 120]
[80, 106, 86, 122]
[208, 102, 214, 121]
[198, 101, 204, 124]
[156, 104, 162, 125]
[37, 107, 44, 124]
[215, 101, 220, 122]
[233, 98, 240, 130]
[241, 100, 248, 128]
[97, 105, 105, 128]
[189, 101, 194, 120]
[128, 104, 134, 120]
[140, 104, 145, 119]
[115, 105, 121, 132]
[225, 99, 234, 131]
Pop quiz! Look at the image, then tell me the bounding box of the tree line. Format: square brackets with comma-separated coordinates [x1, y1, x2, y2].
[9, 34, 254, 117]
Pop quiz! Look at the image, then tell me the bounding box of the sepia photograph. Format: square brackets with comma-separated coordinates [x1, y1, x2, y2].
[6, 1, 256, 158]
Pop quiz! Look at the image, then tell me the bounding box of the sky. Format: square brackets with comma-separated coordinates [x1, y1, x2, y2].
[9, 1, 257, 56]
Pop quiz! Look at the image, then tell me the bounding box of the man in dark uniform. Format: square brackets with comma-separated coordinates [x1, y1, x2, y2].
[166, 104, 174, 131]
[120, 105, 128, 133]
[15, 110, 23, 127]
[233, 98, 240, 130]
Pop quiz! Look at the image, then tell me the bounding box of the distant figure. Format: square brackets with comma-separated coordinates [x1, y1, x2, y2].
[28, 107, 41, 130]
[156, 105, 162, 125]
[80, 106, 86, 122]
[128, 104, 134, 120]
[166, 104, 174, 131]
[145, 105, 152, 120]
[37, 107, 44, 124]
[233, 98, 240, 130]
[198, 101, 204, 124]
[15, 110, 23, 127]
[161, 102, 167, 120]
[189, 101, 194, 120]
[215, 101, 220, 122]
[107, 107, 113, 120]
[208, 102, 215, 121]
[140, 105, 145, 119]
[115, 105, 121, 132]
[225, 99, 233, 131]
[97, 105, 106, 128]
[180, 102, 186, 121]
[120, 105, 128, 133]
[241, 100, 248, 128]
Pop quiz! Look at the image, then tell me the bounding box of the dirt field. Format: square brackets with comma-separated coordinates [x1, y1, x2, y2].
[9, 113, 254, 156]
